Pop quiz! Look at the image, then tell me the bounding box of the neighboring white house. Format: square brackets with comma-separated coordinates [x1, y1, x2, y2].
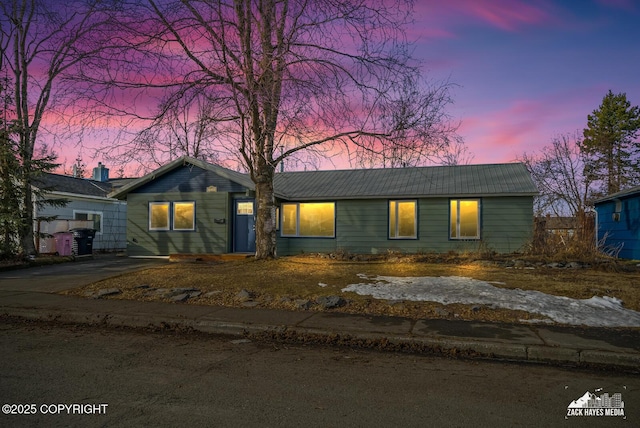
[33, 163, 131, 253]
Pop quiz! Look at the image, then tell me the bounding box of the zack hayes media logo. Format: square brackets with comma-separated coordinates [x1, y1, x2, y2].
[566, 388, 625, 418]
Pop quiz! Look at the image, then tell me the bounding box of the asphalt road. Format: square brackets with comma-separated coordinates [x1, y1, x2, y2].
[0, 255, 165, 293]
[1, 320, 637, 427]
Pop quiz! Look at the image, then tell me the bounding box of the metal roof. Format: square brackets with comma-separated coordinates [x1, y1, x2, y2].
[274, 163, 538, 200]
[109, 156, 537, 200]
[593, 185, 640, 204]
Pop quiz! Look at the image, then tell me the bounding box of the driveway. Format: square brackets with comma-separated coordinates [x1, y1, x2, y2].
[0, 255, 166, 293]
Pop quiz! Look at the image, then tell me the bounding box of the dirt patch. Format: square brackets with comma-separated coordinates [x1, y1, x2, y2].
[62, 254, 640, 326]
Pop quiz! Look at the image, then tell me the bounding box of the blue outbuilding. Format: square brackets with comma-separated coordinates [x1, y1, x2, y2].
[594, 185, 640, 260]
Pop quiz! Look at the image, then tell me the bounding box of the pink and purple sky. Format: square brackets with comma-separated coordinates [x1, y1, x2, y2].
[410, 0, 640, 164]
[62, 0, 640, 173]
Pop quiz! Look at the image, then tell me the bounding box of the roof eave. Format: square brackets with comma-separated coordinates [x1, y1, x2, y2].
[276, 192, 538, 201]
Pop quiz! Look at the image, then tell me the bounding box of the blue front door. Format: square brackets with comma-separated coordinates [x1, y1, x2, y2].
[233, 200, 256, 253]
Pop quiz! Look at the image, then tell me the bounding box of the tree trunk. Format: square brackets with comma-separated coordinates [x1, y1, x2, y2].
[254, 168, 277, 259]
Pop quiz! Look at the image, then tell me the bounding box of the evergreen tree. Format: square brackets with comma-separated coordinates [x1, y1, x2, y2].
[0, 72, 21, 258]
[0, 123, 21, 258]
[580, 90, 640, 195]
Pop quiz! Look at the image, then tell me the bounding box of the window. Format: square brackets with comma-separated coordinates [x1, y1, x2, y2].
[236, 201, 254, 215]
[149, 202, 170, 230]
[173, 202, 195, 230]
[150, 202, 196, 231]
[281, 202, 335, 237]
[389, 200, 417, 239]
[73, 210, 103, 233]
[450, 199, 480, 239]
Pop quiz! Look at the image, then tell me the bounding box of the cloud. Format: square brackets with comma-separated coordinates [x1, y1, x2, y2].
[414, 0, 555, 37]
[464, 0, 553, 31]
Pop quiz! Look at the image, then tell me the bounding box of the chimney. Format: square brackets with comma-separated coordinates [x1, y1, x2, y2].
[92, 162, 109, 182]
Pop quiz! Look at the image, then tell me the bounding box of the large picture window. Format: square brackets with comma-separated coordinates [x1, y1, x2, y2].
[173, 202, 195, 230]
[450, 199, 480, 239]
[281, 202, 335, 237]
[389, 200, 417, 239]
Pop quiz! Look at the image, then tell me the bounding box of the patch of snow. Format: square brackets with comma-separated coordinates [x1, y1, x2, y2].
[318, 282, 328, 288]
[342, 275, 640, 327]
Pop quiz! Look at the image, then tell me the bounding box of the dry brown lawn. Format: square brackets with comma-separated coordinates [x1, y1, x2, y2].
[64, 254, 640, 326]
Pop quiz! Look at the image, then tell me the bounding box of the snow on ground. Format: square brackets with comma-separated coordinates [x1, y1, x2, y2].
[341, 274, 640, 327]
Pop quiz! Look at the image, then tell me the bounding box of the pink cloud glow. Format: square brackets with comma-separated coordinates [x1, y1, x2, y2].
[414, 0, 555, 36]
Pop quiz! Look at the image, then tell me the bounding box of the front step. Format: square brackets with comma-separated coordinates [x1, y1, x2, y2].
[169, 253, 254, 263]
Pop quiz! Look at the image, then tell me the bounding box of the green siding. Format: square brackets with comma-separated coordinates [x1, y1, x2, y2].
[482, 197, 534, 253]
[277, 196, 533, 255]
[126, 192, 229, 256]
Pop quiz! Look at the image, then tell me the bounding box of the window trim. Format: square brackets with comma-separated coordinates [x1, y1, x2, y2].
[73, 210, 103, 234]
[280, 202, 336, 238]
[449, 198, 481, 240]
[388, 199, 418, 240]
[172, 201, 196, 231]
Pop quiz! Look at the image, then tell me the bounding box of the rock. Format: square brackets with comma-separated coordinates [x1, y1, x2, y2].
[235, 289, 252, 302]
[294, 299, 312, 310]
[188, 291, 202, 298]
[170, 293, 190, 302]
[204, 290, 222, 297]
[94, 288, 121, 298]
[173, 287, 200, 293]
[471, 305, 481, 312]
[242, 301, 260, 308]
[316, 295, 346, 309]
[567, 261, 583, 269]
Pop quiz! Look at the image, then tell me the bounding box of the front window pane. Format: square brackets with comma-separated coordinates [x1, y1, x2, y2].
[282, 204, 298, 236]
[450, 200, 458, 238]
[390, 200, 416, 239]
[299, 203, 335, 237]
[459, 200, 478, 237]
[389, 201, 397, 238]
[450, 200, 479, 239]
[150, 203, 170, 230]
[173, 202, 195, 230]
[397, 201, 416, 237]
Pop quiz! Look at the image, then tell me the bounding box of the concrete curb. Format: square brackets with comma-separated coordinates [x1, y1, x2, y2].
[2, 304, 639, 373]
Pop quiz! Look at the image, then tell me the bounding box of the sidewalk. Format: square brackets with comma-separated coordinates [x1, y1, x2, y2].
[1, 256, 639, 372]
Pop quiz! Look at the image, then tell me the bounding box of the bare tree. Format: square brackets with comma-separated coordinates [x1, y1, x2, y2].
[433, 135, 474, 166]
[105, 91, 223, 173]
[89, 0, 459, 259]
[519, 132, 592, 217]
[0, 0, 116, 255]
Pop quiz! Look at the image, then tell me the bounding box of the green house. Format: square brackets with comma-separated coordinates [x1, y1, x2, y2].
[110, 156, 538, 257]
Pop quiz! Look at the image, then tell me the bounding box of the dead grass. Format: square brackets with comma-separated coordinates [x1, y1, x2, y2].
[63, 254, 640, 326]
